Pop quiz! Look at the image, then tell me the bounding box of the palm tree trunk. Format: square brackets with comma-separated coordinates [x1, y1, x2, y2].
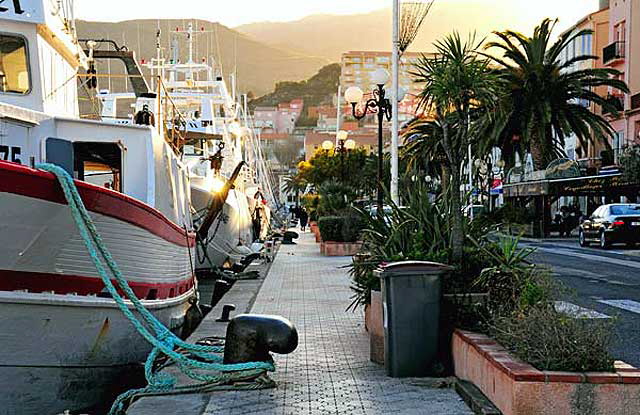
[530, 129, 551, 171]
[449, 164, 464, 263]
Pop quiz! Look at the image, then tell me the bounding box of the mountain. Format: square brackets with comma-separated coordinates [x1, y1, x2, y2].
[249, 63, 340, 111]
[75, 19, 330, 96]
[235, 3, 590, 62]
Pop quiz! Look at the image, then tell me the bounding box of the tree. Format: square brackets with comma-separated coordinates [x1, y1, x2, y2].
[282, 175, 307, 207]
[411, 33, 502, 261]
[274, 140, 302, 169]
[485, 18, 629, 170]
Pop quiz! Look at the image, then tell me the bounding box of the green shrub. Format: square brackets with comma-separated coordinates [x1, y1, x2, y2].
[341, 214, 364, 242]
[318, 216, 344, 241]
[491, 306, 615, 372]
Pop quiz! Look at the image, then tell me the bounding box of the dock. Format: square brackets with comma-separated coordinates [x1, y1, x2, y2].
[127, 232, 472, 415]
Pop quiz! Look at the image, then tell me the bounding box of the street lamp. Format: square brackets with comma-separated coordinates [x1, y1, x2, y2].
[322, 140, 334, 151]
[345, 68, 393, 214]
[336, 133, 357, 181]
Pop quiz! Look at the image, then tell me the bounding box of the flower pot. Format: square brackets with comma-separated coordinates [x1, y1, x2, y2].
[368, 290, 384, 365]
[321, 241, 363, 257]
[453, 330, 640, 415]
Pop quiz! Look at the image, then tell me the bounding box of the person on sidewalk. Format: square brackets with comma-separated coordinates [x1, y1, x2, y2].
[299, 208, 309, 232]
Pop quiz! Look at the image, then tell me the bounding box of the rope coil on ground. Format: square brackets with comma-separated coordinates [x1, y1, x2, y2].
[37, 163, 276, 414]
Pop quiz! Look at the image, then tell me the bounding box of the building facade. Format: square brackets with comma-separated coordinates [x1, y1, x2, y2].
[253, 99, 304, 134]
[340, 51, 432, 122]
[604, 0, 640, 159]
[560, 5, 610, 164]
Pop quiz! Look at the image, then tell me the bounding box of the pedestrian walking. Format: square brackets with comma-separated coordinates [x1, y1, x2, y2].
[299, 209, 309, 232]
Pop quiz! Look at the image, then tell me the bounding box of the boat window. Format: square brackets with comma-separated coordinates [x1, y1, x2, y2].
[0, 34, 30, 94]
[73, 142, 123, 192]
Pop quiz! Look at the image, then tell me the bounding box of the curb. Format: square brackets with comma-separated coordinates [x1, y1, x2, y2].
[455, 379, 502, 415]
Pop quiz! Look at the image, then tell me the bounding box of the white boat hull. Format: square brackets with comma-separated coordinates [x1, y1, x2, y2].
[191, 186, 255, 269]
[0, 162, 197, 414]
[0, 291, 192, 415]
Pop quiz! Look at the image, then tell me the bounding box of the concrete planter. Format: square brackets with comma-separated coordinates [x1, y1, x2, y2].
[453, 329, 640, 415]
[366, 290, 384, 365]
[320, 241, 362, 256]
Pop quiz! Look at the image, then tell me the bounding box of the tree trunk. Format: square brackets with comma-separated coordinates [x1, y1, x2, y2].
[449, 164, 464, 263]
[530, 129, 552, 171]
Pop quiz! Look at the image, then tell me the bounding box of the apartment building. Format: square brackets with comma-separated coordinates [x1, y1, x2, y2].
[340, 51, 432, 120]
[560, 4, 610, 163]
[253, 99, 304, 134]
[604, 0, 640, 157]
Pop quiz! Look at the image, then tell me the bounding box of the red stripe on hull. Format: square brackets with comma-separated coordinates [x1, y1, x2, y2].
[0, 269, 195, 300]
[0, 161, 195, 247]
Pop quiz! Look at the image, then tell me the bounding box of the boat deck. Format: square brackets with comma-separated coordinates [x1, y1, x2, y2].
[127, 232, 472, 415]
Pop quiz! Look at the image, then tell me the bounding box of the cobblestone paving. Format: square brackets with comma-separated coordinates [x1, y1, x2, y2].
[202, 232, 473, 415]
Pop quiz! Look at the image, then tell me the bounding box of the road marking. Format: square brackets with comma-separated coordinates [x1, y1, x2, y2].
[554, 301, 610, 319]
[529, 245, 640, 269]
[598, 299, 640, 314]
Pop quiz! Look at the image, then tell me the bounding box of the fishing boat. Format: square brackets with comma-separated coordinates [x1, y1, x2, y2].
[96, 23, 275, 271]
[0, 1, 197, 413]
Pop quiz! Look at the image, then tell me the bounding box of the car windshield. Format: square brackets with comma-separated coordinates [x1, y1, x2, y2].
[610, 205, 640, 216]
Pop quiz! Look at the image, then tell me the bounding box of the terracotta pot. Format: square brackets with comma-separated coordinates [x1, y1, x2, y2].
[368, 290, 384, 365]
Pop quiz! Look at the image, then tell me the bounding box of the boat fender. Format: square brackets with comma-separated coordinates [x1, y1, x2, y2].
[223, 314, 298, 365]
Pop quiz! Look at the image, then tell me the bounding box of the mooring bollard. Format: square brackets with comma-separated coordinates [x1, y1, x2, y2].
[216, 304, 236, 322]
[211, 279, 231, 307]
[282, 231, 299, 245]
[223, 314, 298, 364]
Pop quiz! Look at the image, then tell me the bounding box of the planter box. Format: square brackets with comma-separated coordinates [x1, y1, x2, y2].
[453, 330, 640, 415]
[320, 241, 362, 256]
[367, 290, 384, 365]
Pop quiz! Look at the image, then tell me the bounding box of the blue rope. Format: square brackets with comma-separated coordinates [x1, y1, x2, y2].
[36, 164, 274, 414]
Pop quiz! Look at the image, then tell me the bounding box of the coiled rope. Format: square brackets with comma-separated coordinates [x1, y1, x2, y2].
[37, 163, 275, 414]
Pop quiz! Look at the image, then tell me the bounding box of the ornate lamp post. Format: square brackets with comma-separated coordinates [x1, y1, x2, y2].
[344, 68, 392, 214]
[335, 130, 356, 181]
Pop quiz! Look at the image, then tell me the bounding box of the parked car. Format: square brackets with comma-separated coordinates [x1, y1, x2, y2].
[579, 204, 640, 249]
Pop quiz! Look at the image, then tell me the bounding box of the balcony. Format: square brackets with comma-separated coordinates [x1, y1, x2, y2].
[603, 41, 625, 65]
[603, 94, 625, 116]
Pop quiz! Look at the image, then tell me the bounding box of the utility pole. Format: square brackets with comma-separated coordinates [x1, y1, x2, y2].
[391, 0, 400, 205]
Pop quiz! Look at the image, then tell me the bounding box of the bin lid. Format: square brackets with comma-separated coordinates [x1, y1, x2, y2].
[374, 261, 452, 277]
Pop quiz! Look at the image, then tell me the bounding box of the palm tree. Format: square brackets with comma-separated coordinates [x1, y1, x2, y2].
[282, 175, 306, 207]
[411, 33, 502, 261]
[486, 18, 629, 170]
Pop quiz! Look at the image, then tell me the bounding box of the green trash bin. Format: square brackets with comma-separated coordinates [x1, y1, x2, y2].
[375, 261, 451, 378]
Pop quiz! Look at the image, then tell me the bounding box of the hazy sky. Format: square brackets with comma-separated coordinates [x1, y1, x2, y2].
[76, 0, 600, 29]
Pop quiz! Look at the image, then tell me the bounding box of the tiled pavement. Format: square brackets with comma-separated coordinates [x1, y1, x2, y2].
[130, 231, 473, 414]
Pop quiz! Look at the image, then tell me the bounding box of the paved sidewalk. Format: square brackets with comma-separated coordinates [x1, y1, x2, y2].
[130, 232, 472, 414]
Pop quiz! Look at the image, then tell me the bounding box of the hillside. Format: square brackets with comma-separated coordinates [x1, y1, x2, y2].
[75, 19, 330, 96]
[249, 63, 340, 110]
[235, 2, 595, 62]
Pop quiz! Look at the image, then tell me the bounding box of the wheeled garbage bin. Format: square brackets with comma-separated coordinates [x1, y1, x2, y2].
[375, 261, 451, 377]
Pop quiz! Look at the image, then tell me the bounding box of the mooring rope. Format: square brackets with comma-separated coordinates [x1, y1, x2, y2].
[37, 163, 275, 414]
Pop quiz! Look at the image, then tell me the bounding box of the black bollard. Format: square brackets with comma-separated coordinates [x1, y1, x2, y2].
[210, 279, 231, 307]
[223, 314, 298, 364]
[282, 231, 299, 245]
[216, 304, 236, 322]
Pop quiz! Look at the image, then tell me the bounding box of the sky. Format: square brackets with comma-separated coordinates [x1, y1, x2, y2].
[76, 0, 601, 29]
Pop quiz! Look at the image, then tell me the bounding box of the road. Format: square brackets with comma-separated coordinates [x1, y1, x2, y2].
[522, 238, 640, 366]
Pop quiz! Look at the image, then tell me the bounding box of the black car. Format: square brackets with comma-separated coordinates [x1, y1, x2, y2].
[579, 204, 640, 249]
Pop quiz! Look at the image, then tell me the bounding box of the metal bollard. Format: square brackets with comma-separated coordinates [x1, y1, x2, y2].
[216, 304, 236, 322]
[210, 279, 231, 307]
[223, 314, 298, 364]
